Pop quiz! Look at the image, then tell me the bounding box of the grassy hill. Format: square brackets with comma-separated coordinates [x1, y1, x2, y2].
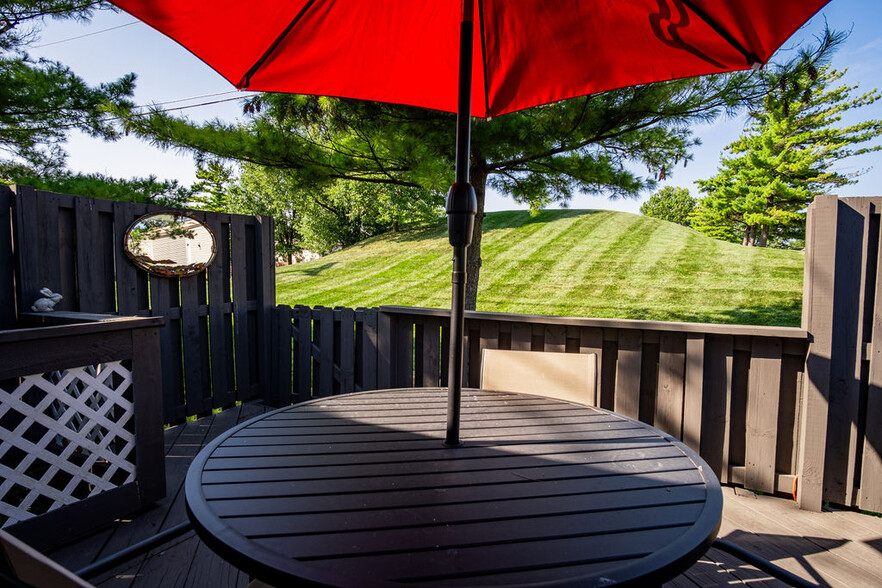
[276, 209, 805, 326]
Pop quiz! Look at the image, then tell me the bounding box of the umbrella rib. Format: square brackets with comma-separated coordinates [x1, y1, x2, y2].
[237, 0, 319, 89]
[477, 0, 490, 118]
[678, 0, 761, 67]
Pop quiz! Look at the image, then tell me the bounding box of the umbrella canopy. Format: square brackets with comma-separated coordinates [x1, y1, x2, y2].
[112, 0, 829, 119]
[109, 0, 830, 445]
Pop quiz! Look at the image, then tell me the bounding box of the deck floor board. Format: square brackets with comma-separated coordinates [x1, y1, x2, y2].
[42, 402, 882, 587]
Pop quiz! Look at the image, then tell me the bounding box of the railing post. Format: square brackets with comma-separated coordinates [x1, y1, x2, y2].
[0, 186, 16, 329]
[798, 195, 836, 511]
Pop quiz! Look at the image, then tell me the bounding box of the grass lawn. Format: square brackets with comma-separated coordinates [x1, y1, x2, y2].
[276, 209, 805, 326]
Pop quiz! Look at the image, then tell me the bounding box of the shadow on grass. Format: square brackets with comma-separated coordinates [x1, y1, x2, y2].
[355, 209, 604, 246]
[606, 300, 803, 328]
[286, 262, 337, 276]
[343, 220, 448, 246]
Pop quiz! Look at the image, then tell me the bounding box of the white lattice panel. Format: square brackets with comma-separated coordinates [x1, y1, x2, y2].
[0, 362, 136, 527]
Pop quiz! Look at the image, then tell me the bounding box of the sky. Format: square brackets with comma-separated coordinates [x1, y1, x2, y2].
[28, 0, 882, 214]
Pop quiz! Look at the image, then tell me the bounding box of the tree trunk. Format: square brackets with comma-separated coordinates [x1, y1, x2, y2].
[757, 225, 769, 247]
[464, 165, 487, 311]
[743, 225, 758, 247]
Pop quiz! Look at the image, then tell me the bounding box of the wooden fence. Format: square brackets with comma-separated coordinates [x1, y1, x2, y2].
[2, 186, 275, 424]
[273, 304, 808, 499]
[6, 185, 882, 513]
[800, 195, 882, 512]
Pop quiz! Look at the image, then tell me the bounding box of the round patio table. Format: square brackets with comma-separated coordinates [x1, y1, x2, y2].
[185, 388, 722, 587]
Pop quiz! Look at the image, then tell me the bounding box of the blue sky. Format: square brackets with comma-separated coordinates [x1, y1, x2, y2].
[30, 0, 882, 214]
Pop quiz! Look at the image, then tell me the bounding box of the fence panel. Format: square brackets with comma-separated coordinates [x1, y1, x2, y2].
[801, 196, 882, 511]
[6, 185, 274, 424]
[276, 303, 808, 496]
[277, 305, 380, 401]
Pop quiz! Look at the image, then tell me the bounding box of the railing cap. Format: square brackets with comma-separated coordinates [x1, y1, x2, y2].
[378, 305, 808, 339]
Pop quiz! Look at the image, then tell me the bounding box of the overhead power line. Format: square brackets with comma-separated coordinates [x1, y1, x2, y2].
[33, 22, 140, 48]
[2, 93, 260, 134]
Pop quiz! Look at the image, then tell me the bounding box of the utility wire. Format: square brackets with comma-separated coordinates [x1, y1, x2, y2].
[2, 93, 259, 134]
[148, 91, 259, 106]
[32, 21, 140, 48]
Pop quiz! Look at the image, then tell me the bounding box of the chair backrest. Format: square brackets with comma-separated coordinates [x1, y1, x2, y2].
[480, 349, 597, 406]
[0, 529, 94, 588]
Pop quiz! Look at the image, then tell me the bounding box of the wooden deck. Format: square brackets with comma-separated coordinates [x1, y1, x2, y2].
[45, 402, 882, 588]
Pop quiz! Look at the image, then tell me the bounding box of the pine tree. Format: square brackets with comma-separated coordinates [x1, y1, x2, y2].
[0, 2, 136, 175]
[694, 65, 882, 247]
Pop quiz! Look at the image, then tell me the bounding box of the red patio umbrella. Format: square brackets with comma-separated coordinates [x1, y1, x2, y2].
[109, 0, 831, 444]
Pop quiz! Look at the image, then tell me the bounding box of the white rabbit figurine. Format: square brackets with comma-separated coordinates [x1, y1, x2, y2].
[31, 287, 63, 312]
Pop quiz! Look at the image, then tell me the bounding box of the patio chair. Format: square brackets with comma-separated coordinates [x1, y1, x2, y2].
[0, 529, 93, 588]
[0, 526, 269, 588]
[480, 349, 597, 406]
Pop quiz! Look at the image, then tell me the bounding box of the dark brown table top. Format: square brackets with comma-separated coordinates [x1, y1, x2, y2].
[185, 388, 722, 587]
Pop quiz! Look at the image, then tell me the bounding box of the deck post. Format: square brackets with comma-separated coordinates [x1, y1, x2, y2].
[798, 195, 837, 511]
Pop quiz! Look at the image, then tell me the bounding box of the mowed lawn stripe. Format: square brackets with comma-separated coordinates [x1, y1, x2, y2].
[480, 211, 613, 305]
[276, 210, 804, 326]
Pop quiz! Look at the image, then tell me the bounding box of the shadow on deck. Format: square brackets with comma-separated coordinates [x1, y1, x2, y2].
[44, 403, 882, 588]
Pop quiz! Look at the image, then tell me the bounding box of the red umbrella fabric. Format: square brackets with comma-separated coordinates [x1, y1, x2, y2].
[111, 0, 829, 119]
[109, 0, 830, 444]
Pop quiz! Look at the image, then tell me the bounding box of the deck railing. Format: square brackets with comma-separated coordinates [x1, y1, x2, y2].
[273, 304, 808, 498]
[0, 312, 165, 551]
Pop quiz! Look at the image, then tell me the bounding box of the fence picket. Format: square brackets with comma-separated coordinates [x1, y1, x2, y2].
[356, 307, 378, 391]
[656, 332, 685, 438]
[615, 330, 642, 419]
[339, 307, 355, 394]
[861, 217, 882, 511]
[0, 187, 15, 328]
[395, 314, 414, 388]
[701, 335, 732, 482]
[294, 305, 312, 403]
[273, 305, 293, 405]
[314, 306, 334, 397]
[579, 327, 603, 406]
[113, 201, 150, 316]
[683, 334, 705, 453]
[745, 337, 783, 494]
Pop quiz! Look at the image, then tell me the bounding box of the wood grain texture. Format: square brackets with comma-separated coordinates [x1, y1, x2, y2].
[799, 196, 836, 511]
[745, 338, 782, 494]
[615, 330, 642, 419]
[683, 334, 705, 454]
[701, 335, 733, 483]
[656, 332, 686, 439]
[861, 205, 882, 512]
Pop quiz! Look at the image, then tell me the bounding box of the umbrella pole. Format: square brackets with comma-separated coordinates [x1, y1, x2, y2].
[445, 0, 477, 447]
